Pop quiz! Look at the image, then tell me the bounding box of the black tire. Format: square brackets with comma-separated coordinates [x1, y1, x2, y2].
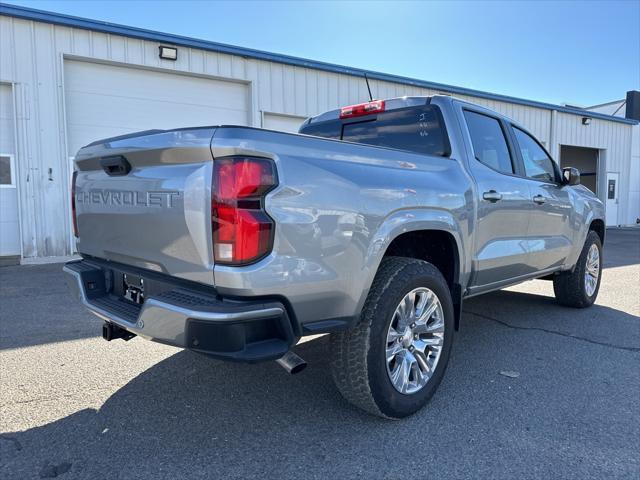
[330, 257, 454, 419]
[553, 230, 603, 308]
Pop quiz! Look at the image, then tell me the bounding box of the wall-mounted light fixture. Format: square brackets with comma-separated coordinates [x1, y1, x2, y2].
[159, 46, 178, 61]
[582, 117, 592, 126]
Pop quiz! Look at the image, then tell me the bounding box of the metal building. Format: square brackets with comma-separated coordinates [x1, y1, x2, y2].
[586, 92, 640, 227]
[0, 4, 638, 264]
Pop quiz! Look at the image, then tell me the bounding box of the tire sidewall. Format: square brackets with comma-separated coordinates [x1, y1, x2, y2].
[366, 266, 454, 418]
[579, 232, 603, 306]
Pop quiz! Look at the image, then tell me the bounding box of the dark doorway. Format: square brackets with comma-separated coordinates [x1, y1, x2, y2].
[560, 145, 599, 194]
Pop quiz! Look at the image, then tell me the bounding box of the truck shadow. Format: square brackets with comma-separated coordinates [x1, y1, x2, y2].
[2, 290, 638, 478]
[2, 229, 636, 351]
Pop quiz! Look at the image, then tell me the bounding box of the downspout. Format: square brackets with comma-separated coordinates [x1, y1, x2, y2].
[549, 109, 557, 161]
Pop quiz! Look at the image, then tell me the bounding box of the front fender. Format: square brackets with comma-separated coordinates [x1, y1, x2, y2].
[564, 187, 606, 270]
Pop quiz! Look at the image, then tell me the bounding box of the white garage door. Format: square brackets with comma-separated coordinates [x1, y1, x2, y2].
[64, 60, 250, 155]
[263, 112, 307, 133]
[0, 83, 20, 260]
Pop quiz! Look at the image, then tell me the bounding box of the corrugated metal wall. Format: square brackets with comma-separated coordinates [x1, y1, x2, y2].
[555, 112, 634, 224]
[588, 103, 640, 224]
[0, 15, 635, 257]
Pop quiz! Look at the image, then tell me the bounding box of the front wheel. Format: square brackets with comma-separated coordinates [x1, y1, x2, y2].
[553, 230, 603, 308]
[330, 257, 454, 419]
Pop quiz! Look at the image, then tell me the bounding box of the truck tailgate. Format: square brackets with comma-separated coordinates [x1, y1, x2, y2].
[73, 128, 216, 285]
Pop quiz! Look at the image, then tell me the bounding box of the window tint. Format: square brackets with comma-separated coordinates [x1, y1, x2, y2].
[513, 127, 557, 182]
[463, 110, 513, 174]
[341, 106, 450, 156]
[299, 105, 450, 157]
[298, 120, 341, 139]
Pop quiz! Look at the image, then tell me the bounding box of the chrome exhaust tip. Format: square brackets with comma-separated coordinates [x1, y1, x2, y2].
[276, 351, 307, 374]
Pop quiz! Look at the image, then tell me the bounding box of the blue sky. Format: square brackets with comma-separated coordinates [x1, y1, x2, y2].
[4, 0, 639, 106]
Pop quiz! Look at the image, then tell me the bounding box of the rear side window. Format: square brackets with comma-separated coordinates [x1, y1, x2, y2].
[300, 105, 450, 157]
[299, 120, 341, 140]
[464, 110, 514, 174]
[512, 127, 558, 183]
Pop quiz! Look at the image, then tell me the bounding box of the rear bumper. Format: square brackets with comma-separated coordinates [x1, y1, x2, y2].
[63, 259, 296, 362]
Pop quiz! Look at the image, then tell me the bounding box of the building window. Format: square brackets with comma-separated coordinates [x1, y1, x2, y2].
[0, 154, 16, 187]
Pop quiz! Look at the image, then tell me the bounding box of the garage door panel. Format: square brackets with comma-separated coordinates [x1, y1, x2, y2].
[66, 80, 249, 110]
[64, 60, 249, 155]
[263, 113, 306, 133]
[66, 91, 246, 129]
[0, 222, 21, 256]
[0, 191, 19, 223]
[65, 61, 248, 108]
[0, 86, 15, 154]
[0, 117, 15, 152]
[66, 125, 132, 153]
[66, 89, 248, 115]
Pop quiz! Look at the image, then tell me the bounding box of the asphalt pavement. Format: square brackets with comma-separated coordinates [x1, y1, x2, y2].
[1, 228, 638, 479]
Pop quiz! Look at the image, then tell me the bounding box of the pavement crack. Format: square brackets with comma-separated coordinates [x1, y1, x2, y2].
[0, 393, 76, 407]
[0, 386, 113, 408]
[465, 310, 640, 353]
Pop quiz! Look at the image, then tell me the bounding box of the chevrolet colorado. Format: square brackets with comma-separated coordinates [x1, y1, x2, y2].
[64, 95, 605, 418]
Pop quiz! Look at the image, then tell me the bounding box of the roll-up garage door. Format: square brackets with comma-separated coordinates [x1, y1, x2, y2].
[263, 112, 307, 133]
[64, 60, 250, 155]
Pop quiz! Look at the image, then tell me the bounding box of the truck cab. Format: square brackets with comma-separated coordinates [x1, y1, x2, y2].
[300, 95, 604, 296]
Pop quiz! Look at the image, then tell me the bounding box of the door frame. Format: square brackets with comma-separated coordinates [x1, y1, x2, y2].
[605, 171, 620, 226]
[0, 81, 24, 259]
[558, 144, 601, 197]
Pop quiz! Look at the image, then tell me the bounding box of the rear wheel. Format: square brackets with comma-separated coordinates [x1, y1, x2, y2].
[553, 230, 602, 308]
[330, 257, 454, 419]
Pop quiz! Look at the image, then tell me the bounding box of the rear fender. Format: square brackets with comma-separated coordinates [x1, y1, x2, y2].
[355, 208, 466, 323]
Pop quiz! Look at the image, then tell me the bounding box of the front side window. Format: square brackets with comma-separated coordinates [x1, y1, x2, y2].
[463, 110, 513, 174]
[513, 127, 557, 183]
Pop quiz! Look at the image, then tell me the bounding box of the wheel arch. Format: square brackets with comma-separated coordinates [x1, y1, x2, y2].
[589, 218, 605, 245]
[358, 210, 466, 329]
[383, 230, 461, 289]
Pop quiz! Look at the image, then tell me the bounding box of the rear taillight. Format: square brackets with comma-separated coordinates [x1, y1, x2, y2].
[212, 157, 277, 265]
[71, 170, 79, 237]
[339, 100, 385, 119]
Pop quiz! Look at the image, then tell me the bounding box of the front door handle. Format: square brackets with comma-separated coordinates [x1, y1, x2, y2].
[483, 190, 503, 203]
[533, 195, 546, 205]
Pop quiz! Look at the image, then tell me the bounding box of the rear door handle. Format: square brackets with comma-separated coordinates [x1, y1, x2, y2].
[482, 190, 503, 202]
[533, 195, 546, 205]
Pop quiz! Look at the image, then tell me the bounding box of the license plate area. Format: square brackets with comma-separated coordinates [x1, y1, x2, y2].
[123, 273, 145, 305]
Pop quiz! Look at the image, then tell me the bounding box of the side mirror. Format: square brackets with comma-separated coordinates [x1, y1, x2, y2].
[562, 167, 580, 186]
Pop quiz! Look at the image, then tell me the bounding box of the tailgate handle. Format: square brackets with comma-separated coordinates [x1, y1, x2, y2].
[100, 156, 131, 176]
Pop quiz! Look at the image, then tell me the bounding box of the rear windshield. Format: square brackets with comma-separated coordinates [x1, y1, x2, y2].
[299, 105, 450, 157]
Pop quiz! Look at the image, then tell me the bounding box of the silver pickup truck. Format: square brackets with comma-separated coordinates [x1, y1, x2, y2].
[64, 95, 605, 418]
